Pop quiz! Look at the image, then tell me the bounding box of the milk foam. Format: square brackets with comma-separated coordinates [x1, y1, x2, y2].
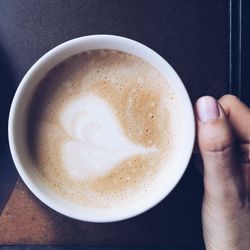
[60, 94, 158, 178]
[28, 49, 182, 208]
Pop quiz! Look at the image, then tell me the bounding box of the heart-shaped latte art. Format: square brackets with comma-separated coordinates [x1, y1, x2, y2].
[60, 94, 157, 179]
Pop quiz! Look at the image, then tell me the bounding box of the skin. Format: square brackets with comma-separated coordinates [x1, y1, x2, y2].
[195, 95, 250, 250]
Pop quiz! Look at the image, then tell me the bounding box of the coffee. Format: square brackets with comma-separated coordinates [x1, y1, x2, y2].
[27, 50, 181, 208]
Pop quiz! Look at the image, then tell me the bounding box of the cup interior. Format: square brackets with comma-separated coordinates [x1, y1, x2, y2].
[8, 35, 195, 222]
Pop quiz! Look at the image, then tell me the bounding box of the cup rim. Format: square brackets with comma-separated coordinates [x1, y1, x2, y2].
[8, 34, 195, 222]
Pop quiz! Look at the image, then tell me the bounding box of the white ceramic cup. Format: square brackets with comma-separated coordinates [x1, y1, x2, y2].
[8, 35, 195, 222]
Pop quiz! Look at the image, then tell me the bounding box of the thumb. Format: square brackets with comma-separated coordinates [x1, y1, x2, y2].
[195, 96, 242, 204]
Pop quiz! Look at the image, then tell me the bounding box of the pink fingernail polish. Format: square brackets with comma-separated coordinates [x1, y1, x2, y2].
[196, 96, 220, 122]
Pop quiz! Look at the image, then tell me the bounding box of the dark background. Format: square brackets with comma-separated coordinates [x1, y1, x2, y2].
[0, 0, 248, 249]
[0, 0, 229, 98]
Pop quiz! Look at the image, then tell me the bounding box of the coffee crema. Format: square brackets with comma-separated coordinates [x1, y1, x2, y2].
[27, 50, 181, 208]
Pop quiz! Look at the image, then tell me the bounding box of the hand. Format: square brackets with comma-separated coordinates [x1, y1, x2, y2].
[195, 95, 250, 250]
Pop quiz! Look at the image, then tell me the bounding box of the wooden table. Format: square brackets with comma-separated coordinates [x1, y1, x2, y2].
[0, 0, 248, 249]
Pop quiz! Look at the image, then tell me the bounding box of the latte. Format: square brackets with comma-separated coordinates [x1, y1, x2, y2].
[27, 50, 181, 208]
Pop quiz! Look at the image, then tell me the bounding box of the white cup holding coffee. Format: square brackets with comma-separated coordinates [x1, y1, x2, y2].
[8, 35, 195, 222]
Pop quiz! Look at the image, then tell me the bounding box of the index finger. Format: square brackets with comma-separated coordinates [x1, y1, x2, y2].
[219, 95, 250, 143]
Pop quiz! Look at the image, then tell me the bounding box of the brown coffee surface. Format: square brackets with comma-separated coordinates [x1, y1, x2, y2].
[27, 50, 181, 208]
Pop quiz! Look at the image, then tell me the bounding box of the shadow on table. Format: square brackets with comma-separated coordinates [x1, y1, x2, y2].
[0, 46, 18, 214]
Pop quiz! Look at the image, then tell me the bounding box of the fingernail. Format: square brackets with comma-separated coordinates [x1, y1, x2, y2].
[196, 96, 220, 122]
